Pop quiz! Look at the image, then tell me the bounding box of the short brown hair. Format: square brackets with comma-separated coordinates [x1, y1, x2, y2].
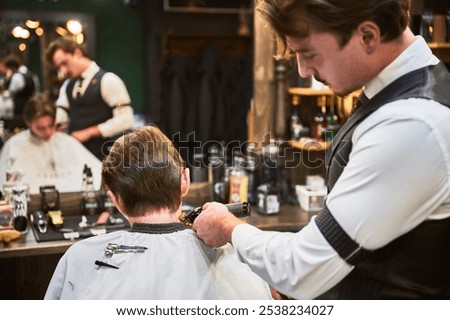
[102, 125, 185, 217]
[256, 0, 410, 58]
[4, 53, 23, 71]
[23, 93, 56, 125]
[45, 36, 89, 64]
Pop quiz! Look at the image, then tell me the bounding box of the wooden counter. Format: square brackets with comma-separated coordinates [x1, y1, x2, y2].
[0, 231, 75, 259]
[248, 205, 316, 232]
[0, 204, 315, 258]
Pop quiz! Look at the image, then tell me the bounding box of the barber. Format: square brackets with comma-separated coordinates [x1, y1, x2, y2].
[193, 0, 450, 299]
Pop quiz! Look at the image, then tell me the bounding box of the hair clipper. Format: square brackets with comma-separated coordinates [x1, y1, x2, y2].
[179, 202, 251, 227]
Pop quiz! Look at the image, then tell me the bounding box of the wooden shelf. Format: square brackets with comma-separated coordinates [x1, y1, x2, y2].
[427, 42, 450, 49]
[288, 87, 361, 99]
[287, 139, 330, 151]
[427, 42, 450, 64]
[288, 87, 333, 96]
[287, 87, 360, 121]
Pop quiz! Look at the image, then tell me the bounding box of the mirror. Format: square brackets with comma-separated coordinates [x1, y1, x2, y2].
[0, 10, 96, 99]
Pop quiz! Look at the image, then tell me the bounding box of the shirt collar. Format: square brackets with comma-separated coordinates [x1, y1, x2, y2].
[80, 61, 100, 82]
[130, 223, 188, 234]
[364, 36, 439, 99]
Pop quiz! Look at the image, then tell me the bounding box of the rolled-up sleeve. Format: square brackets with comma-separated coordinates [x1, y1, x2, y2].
[97, 72, 134, 137]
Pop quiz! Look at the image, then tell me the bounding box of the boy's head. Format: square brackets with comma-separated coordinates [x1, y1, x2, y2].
[23, 93, 56, 141]
[102, 125, 189, 217]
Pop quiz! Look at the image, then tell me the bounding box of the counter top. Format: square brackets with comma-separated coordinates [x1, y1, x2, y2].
[247, 205, 316, 232]
[0, 230, 75, 258]
[0, 205, 316, 259]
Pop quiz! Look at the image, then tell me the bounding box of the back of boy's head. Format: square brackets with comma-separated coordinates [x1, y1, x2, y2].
[102, 125, 185, 217]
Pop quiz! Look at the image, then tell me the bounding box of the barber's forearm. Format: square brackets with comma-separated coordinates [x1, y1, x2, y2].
[71, 125, 101, 143]
[97, 107, 134, 137]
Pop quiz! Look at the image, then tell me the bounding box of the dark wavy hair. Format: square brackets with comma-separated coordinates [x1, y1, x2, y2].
[256, 0, 410, 58]
[45, 36, 89, 64]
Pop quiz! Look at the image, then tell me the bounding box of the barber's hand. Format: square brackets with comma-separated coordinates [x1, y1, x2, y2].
[192, 202, 246, 247]
[55, 123, 68, 132]
[71, 126, 100, 143]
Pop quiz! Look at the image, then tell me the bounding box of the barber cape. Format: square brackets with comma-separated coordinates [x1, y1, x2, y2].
[0, 130, 102, 194]
[45, 224, 273, 299]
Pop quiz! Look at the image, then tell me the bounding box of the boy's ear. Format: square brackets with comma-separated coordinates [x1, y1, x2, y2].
[181, 168, 190, 197]
[107, 190, 125, 214]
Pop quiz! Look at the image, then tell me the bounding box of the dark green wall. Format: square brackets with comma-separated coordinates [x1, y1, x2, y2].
[3, 0, 146, 112]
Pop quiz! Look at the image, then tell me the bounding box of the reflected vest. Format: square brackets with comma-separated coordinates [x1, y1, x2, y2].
[4, 71, 35, 115]
[66, 69, 113, 160]
[317, 62, 450, 299]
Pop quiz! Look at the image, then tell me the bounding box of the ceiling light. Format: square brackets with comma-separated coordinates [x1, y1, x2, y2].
[25, 20, 40, 29]
[35, 27, 44, 36]
[55, 26, 68, 36]
[66, 20, 82, 35]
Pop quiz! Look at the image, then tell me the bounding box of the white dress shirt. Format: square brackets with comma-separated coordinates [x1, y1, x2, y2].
[231, 36, 450, 299]
[2, 72, 25, 98]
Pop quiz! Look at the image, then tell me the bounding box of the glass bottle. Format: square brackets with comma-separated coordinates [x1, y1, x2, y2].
[81, 164, 89, 190]
[228, 156, 249, 203]
[256, 182, 280, 215]
[290, 95, 301, 140]
[99, 190, 115, 214]
[12, 172, 27, 220]
[325, 96, 340, 141]
[311, 95, 327, 141]
[213, 166, 231, 203]
[420, 9, 434, 42]
[208, 143, 224, 201]
[3, 157, 16, 203]
[82, 167, 98, 215]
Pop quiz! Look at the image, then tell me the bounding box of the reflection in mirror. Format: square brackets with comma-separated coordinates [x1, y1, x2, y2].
[0, 10, 95, 100]
[0, 11, 97, 195]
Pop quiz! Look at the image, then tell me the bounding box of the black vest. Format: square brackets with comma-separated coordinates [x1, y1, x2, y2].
[66, 69, 113, 160]
[317, 62, 450, 299]
[4, 71, 35, 115]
